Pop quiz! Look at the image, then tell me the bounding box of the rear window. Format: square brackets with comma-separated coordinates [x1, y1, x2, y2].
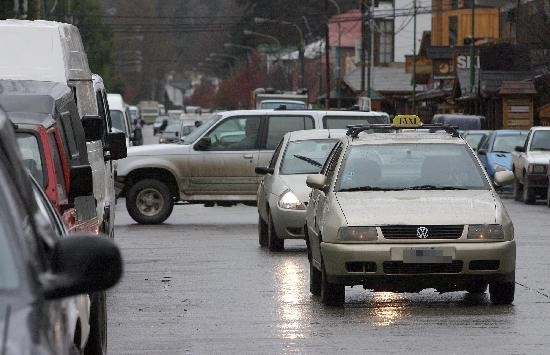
[265, 115, 314, 149]
[15, 132, 46, 187]
[323, 115, 389, 129]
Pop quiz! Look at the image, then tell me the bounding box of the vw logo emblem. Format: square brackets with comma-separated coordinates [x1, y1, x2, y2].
[417, 226, 429, 239]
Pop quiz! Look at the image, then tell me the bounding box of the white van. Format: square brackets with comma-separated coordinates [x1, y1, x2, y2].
[0, 20, 126, 239]
[107, 93, 132, 148]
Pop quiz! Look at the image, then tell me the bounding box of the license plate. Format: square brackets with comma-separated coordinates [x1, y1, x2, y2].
[402, 247, 453, 264]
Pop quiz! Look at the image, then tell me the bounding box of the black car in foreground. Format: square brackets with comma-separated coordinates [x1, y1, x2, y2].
[0, 108, 123, 355]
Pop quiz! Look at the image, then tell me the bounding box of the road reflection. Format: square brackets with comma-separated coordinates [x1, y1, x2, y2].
[368, 292, 408, 326]
[275, 258, 307, 340]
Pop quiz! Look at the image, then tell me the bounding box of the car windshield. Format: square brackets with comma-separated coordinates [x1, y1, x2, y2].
[530, 130, 550, 151]
[15, 133, 45, 187]
[156, 116, 169, 123]
[180, 114, 221, 144]
[261, 102, 305, 109]
[0, 195, 20, 291]
[337, 143, 489, 192]
[142, 108, 158, 114]
[110, 110, 127, 135]
[492, 134, 527, 153]
[280, 139, 338, 175]
[323, 115, 389, 129]
[181, 125, 195, 136]
[164, 123, 181, 135]
[464, 133, 486, 149]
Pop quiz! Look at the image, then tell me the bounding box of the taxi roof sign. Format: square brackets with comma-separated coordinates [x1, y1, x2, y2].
[393, 115, 423, 128]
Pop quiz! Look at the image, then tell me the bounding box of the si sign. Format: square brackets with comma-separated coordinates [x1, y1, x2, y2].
[393, 115, 423, 128]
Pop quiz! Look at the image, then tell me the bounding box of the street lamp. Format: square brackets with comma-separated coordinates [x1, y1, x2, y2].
[224, 43, 255, 51]
[253, 17, 306, 88]
[243, 29, 282, 51]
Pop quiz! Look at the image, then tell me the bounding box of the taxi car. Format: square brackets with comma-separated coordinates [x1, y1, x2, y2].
[256, 129, 346, 251]
[304, 116, 516, 306]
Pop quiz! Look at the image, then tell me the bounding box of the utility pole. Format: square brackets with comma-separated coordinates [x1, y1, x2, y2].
[324, 0, 331, 109]
[515, 0, 520, 43]
[469, 0, 476, 95]
[366, 1, 372, 97]
[360, 0, 366, 94]
[412, 0, 417, 112]
[40, 0, 46, 19]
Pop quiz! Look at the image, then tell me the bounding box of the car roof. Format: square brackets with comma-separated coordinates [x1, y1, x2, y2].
[530, 126, 550, 131]
[287, 129, 347, 141]
[217, 109, 389, 117]
[107, 93, 126, 111]
[348, 130, 464, 145]
[6, 112, 55, 128]
[0, 80, 73, 116]
[492, 129, 528, 135]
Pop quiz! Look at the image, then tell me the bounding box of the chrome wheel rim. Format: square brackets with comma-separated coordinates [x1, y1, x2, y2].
[136, 188, 164, 216]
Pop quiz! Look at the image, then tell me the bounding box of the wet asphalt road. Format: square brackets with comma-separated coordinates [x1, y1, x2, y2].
[108, 126, 550, 354]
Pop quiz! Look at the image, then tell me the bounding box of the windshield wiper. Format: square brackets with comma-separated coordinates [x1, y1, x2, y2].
[491, 150, 511, 154]
[404, 185, 468, 190]
[293, 155, 322, 167]
[339, 186, 405, 192]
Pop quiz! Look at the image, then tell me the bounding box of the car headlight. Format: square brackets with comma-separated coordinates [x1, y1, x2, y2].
[278, 191, 305, 210]
[467, 224, 504, 240]
[491, 163, 508, 172]
[528, 164, 547, 174]
[337, 227, 378, 241]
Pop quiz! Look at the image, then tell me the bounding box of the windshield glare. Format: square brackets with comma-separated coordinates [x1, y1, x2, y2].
[280, 139, 337, 175]
[110, 110, 128, 135]
[530, 130, 550, 151]
[337, 144, 489, 191]
[180, 114, 220, 144]
[492, 134, 527, 153]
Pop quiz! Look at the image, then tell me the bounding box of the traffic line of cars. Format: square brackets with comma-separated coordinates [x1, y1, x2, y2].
[0, 20, 127, 354]
[255, 116, 517, 306]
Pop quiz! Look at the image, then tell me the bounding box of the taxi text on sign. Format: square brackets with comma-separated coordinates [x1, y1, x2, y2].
[393, 115, 423, 128]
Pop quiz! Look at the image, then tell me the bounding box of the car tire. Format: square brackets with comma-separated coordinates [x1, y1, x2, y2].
[546, 180, 550, 208]
[522, 182, 536, 205]
[489, 281, 515, 305]
[466, 282, 487, 294]
[320, 259, 344, 306]
[258, 215, 268, 247]
[513, 175, 523, 201]
[84, 291, 107, 355]
[310, 262, 322, 296]
[267, 212, 284, 252]
[126, 179, 174, 224]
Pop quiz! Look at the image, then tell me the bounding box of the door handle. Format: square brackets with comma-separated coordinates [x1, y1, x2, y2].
[243, 154, 253, 159]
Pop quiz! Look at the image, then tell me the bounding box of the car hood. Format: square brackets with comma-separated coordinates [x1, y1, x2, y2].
[278, 174, 312, 203]
[125, 143, 189, 157]
[487, 152, 512, 169]
[527, 151, 550, 164]
[335, 190, 497, 226]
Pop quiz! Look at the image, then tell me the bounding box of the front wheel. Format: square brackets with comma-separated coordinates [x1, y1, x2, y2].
[126, 179, 174, 224]
[489, 281, 515, 305]
[310, 262, 321, 296]
[320, 260, 345, 306]
[466, 282, 487, 294]
[513, 174, 523, 201]
[84, 291, 107, 355]
[523, 182, 536, 204]
[258, 215, 268, 247]
[267, 212, 284, 252]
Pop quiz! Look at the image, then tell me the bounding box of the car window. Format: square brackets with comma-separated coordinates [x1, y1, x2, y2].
[265, 115, 314, 149]
[337, 143, 489, 191]
[165, 123, 182, 134]
[15, 132, 46, 188]
[48, 133, 67, 201]
[464, 134, 486, 149]
[31, 178, 66, 237]
[181, 125, 195, 137]
[529, 130, 550, 151]
[181, 114, 220, 144]
[60, 112, 79, 159]
[206, 116, 261, 151]
[0, 198, 20, 290]
[492, 134, 527, 153]
[323, 143, 344, 186]
[323, 115, 389, 128]
[110, 110, 127, 135]
[261, 102, 306, 109]
[280, 139, 338, 175]
[96, 90, 109, 140]
[269, 139, 284, 169]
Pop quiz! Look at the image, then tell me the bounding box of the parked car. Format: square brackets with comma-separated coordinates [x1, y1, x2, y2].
[305, 117, 516, 306]
[153, 115, 170, 135]
[138, 100, 160, 124]
[462, 130, 493, 151]
[512, 126, 550, 203]
[159, 121, 183, 144]
[477, 130, 528, 180]
[116, 109, 390, 224]
[0, 20, 126, 240]
[432, 114, 486, 130]
[0, 108, 122, 355]
[256, 129, 346, 251]
[108, 93, 136, 147]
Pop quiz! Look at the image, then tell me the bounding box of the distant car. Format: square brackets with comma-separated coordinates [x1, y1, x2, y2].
[462, 130, 492, 151]
[256, 129, 346, 251]
[432, 114, 486, 130]
[260, 100, 307, 110]
[153, 115, 170, 135]
[168, 109, 183, 121]
[477, 130, 528, 180]
[159, 122, 183, 144]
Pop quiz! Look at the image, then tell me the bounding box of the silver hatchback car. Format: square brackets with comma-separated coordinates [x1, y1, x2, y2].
[256, 130, 346, 251]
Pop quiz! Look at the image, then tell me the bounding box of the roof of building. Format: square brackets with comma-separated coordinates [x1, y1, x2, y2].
[499, 81, 536, 95]
[344, 66, 421, 93]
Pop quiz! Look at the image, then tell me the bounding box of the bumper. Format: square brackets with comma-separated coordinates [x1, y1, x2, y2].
[271, 205, 306, 239]
[321, 241, 516, 290]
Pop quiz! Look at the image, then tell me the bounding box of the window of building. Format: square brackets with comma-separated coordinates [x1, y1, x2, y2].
[378, 20, 393, 64]
[449, 16, 458, 46]
[451, 0, 458, 10]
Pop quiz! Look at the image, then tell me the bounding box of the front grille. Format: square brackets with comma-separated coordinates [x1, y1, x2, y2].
[469, 260, 500, 271]
[383, 261, 463, 274]
[346, 262, 377, 273]
[381, 225, 464, 239]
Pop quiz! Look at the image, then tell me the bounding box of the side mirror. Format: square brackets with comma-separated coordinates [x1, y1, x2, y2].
[194, 136, 211, 151]
[255, 167, 274, 175]
[194, 120, 202, 127]
[494, 170, 515, 187]
[82, 115, 105, 142]
[477, 149, 487, 156]
[106, 132, 127, 161]
[160, 120, 168, 131]
[306, 174, 328, 192]
[515, 146, 526, 153]
[175, 131, 179, 137]
[133, 118, 138, 125]
[42, 235, 123, 300]
[69, 165, 93, 201]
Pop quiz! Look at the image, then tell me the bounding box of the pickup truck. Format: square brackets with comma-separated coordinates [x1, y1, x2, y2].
[511, 126, 550, 204]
